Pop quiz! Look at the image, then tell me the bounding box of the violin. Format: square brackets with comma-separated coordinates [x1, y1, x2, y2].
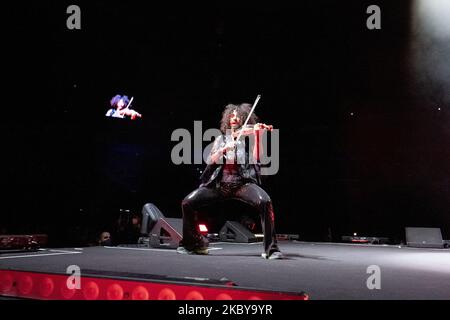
[122, 109, 142, 120]
[232, 123, 273, 139]
[120, 96, 142, 120]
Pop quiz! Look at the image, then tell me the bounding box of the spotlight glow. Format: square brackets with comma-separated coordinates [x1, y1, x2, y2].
[410, 0, 450, 107]
[413, 0, 450, 38]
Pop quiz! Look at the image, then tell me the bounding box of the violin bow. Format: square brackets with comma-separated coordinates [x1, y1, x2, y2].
[235, 94, 261, 142]
[125, 97, 134, 109]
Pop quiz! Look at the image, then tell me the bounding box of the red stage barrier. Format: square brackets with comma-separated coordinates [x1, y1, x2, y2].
[0, 269, 308, 300]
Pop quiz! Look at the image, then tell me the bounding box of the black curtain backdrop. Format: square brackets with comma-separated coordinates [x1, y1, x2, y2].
[2, 1, 449, 246]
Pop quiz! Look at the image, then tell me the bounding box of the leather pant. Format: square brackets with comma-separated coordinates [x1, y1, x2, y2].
[181, 182, 279, 255]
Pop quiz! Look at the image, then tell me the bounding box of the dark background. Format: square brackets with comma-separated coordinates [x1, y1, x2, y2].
[1, 1, 449, 246]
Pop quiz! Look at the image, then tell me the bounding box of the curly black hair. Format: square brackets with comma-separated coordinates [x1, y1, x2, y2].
[219, 103, 259, 134]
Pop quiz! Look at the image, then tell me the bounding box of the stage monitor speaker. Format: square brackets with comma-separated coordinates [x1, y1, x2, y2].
[405, 227, 444, 248]
[149, 218, 183, 249]
[444, 240, 450, 249]
[219, 221, 259, 243]
[140, 203, 165, 235]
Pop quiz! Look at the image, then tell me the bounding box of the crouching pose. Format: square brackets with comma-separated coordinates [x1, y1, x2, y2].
[177, 102, 283, 259]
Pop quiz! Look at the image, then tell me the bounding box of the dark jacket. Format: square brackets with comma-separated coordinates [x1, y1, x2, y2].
[199, 134, 262, 188]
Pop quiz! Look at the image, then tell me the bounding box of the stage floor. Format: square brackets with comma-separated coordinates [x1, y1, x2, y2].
[1, 241, 450, 299]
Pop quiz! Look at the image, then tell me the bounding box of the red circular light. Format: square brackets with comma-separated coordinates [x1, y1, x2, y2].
[60, 283, 76, 300]
[157, 288, 176, 300]
[248, 295, 262, 300]
[131, 286, 149, 300]
[185, 290, 204, 300]
[0, 273, 14, 294]
[216, 293, 232, 300]
[83, 281, 100, 300]
[106, 284, 124, 300]
[39, 277, 55, 298]
[17, 275, 33, 295]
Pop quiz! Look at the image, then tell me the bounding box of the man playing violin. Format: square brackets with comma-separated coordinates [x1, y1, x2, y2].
[106, 94, 142, 120]
[177, 103, 283, 259]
